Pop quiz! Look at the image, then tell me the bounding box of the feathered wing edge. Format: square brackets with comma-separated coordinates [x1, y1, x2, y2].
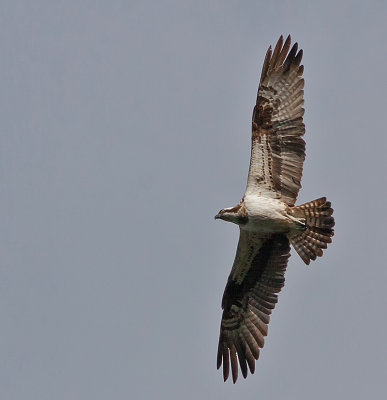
[247, 35, 306, 206]
[217, 232, 290, 383]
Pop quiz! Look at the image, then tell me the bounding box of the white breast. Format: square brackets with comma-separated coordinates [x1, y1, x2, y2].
[242, 194, 290, 233]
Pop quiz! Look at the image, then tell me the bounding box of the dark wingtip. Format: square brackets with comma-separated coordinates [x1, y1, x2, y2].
[291, 42, 299, 58]
[284, 34, 291, 47]
[283, 42, 299, 72]
[217, 347, 222, 370]
[294, 49, 303, 66]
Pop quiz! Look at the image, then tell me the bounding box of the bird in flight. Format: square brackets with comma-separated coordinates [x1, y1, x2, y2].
[215, 35, 334, 383]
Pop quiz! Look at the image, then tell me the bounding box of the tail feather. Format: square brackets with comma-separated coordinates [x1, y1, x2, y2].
[289, 197, 334, 265]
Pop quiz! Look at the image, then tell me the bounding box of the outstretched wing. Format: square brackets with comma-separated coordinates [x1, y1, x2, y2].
[217, 231, 290, 383]
[246, 35, 306, 206]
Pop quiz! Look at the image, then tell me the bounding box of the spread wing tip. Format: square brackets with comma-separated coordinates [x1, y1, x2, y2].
[260, 35, 305, 82]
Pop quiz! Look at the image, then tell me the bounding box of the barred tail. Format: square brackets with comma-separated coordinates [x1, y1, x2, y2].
[289, 197, 334, 265]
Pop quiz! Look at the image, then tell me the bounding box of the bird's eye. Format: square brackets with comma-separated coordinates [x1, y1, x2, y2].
[220, 209, 225, 214]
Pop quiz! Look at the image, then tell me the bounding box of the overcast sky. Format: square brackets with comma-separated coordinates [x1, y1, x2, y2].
[1, 1, 387, 399]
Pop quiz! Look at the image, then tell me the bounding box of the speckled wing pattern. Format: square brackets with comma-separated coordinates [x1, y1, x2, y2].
[217, 230, 290, 383]
[246, 35, 306, 206]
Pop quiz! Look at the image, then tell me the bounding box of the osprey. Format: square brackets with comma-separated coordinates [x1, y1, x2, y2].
[215, 35, 334, 383]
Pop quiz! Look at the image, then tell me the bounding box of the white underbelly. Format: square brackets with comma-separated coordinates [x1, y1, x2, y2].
[242, 195, 291, 233]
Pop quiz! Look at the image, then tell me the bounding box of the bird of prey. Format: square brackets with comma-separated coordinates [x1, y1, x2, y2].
[215, 35, 334, 383]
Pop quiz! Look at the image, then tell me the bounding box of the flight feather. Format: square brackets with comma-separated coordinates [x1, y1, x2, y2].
[247, 34, 306, 206]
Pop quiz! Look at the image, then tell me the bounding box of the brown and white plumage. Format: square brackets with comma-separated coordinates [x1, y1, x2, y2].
[217, 232, 290, 382]
[215, 35, 335, 383]
[247, 34, 305, 205]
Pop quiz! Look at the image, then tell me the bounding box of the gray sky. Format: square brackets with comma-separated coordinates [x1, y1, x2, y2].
[1, 1, 387, 399]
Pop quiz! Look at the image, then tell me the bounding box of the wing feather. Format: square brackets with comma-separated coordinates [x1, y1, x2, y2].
[247, 35, 306, 205]
[217, 230, 290, 382]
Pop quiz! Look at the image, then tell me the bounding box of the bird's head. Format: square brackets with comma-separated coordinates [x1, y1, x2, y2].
[214, 205, 247, 225]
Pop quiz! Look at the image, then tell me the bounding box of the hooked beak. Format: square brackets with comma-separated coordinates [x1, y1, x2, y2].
[214, 213, 221, 220]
